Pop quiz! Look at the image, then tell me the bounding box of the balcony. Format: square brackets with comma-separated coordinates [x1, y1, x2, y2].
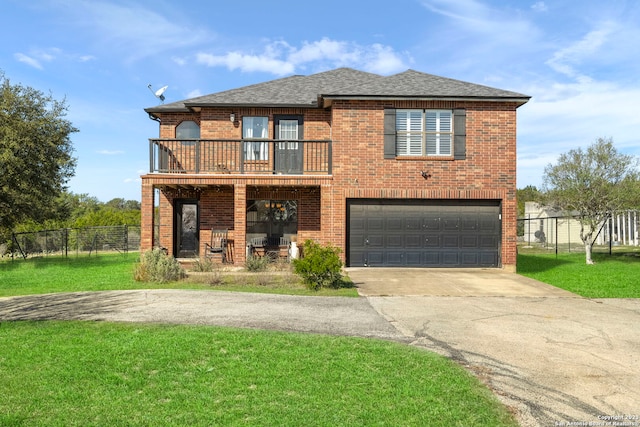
[149, 139, 332, 175]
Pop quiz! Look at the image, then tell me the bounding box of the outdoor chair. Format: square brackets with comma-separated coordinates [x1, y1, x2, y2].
[249, 236, 290, 260]
[249, 237, 268, 258]
[205, 229, 227, 263]
[275, 237, 290, 260]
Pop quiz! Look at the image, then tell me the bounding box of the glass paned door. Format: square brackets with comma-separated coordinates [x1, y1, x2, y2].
[275, 116, 303, 174]
[175, 200, 199, 258]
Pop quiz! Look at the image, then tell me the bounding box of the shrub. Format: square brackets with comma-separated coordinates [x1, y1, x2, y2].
[191, 257, 215, 272]
[245, 254, 270, 272]
[206, 270, 223, 286]
[292, 240, 343, 290]
[134, 248, 185, 283]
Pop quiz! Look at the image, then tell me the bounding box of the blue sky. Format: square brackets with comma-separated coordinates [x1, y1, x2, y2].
[2, 0, 639, 202]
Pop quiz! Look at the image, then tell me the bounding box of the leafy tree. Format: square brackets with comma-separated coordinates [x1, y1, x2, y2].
[105, 198, 140, 211]
[0, 71, 77, 239]
[52, 192, 101, 223]
[543, 138, 639, 264]
[516, 185, 542, 218]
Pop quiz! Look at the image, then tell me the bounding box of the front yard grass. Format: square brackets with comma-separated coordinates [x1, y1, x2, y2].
[0, 253, 357, 298]
[517, 249, 640, 298]
[0, 321, 518, 427]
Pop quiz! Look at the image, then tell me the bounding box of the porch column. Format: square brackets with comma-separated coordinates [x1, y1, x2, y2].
[140, 179, 155, 252]
[234, 184, 247, 264]
[320, 184, 342, 258]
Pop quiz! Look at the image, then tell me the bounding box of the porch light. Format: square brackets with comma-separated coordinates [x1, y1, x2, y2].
[230, 113, 235, 123]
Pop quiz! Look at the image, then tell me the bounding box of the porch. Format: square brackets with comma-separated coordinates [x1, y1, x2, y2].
[149, 138, 332, 175]
[143, 182, 327, 265]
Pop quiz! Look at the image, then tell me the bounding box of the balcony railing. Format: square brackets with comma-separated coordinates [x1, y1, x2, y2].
[149, 139, 332, 175]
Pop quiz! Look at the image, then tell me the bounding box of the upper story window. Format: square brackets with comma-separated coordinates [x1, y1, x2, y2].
[243, 116, 268, 160]
[278, 120, 299, 140]
[396, 110, 452, 156]
[176, 121, 200, 139]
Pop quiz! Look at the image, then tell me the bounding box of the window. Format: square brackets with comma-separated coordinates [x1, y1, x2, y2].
[278, 119, 298, 140]
[246, 200, 298, 236]
[396, 110, 452, 156]
[176, 121, 200, 139]
[243, 116, 268, 161]
[277, 119, 299, 150]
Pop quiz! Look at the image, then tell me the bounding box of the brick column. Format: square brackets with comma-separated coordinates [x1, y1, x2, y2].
[233, 184, 247, 264]
[140, 179, 155, 252]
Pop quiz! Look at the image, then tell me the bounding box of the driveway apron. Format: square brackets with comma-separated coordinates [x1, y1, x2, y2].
[349, 268, 640, 427]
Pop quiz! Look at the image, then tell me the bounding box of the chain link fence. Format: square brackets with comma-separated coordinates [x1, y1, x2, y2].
[518, 211, 639, 254]
[7, 225, 140, 259]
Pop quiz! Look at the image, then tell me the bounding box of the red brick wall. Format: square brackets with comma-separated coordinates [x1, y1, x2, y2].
[326, 100, 518, 269]
[142, 100, 520, 269]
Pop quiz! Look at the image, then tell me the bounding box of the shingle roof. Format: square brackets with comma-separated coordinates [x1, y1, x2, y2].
[145, 68, 529, 114]
[323, 69, 529, 100]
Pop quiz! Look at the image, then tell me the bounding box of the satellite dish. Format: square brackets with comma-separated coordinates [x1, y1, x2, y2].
[147, 84, 168, 103]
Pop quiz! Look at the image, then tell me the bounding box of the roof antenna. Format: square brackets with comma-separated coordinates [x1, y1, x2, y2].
[147, 84, 168, 103]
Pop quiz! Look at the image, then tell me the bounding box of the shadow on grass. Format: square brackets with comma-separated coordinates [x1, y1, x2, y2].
[0, 253, 137, 270]
[0, 291, 135, 321]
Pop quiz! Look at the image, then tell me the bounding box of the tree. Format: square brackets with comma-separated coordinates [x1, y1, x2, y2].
[0, 71, 77, 238]
[105, 198, 141, 211]
[516, 185, 542, 237]
[542, 138, 639, 264]
[517, 185, 542, 217]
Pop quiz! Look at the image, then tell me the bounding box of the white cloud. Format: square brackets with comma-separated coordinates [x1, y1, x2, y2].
[365, 44, 410, 74]
[516, 78, 640, 188]
[172, 56, 187, 66]
[419, 0, 538, 42]
[186, 89, 203, 98]
[546, 22, 615, 80]
[531, 2, 548, 12]
[196, 38, 409, 76]
[197, 51, 295, 76]
[14, 53, 43, 69]
[14, 48, 95, 69]
[287, 38, 358, 64]
[60, 0, 213, 63]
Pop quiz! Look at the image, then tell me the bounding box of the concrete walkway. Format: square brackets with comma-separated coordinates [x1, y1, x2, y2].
[1, 269, 638, 427]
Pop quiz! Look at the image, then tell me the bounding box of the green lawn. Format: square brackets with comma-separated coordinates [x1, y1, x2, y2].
[0, 321, 518, 427]
[517, 251, 640, 298]
[0, 255, 522, 425]
[0, 253, 357, 297]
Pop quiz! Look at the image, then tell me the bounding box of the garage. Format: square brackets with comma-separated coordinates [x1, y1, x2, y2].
[347, 199, 501, 268]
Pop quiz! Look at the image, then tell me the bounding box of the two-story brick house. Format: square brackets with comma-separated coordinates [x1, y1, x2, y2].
[141, 68, 529, 270]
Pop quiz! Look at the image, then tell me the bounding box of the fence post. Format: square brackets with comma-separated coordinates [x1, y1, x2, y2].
[555, 217, 558, 258]
[124, 225, 129, 254]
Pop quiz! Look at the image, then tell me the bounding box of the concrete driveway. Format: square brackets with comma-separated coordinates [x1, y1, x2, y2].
[347, 267, 577, 297]
[348, 268, 640, 427]
[1, 268, 638, 427]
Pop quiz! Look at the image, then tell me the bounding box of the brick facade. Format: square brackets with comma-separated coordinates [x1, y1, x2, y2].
[141, 71, 524, 270]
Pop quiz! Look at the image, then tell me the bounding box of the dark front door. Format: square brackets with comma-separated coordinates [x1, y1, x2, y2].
[274, 115, 303, 174]
[174, 199, 199, 258]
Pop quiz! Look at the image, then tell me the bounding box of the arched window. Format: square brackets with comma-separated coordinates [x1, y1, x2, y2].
[176, 121, 200, 139]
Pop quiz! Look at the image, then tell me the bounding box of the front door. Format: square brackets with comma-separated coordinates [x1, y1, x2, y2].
[174, 199, 199, 258]
[274, 115, 303, 174]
